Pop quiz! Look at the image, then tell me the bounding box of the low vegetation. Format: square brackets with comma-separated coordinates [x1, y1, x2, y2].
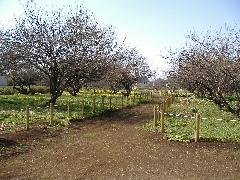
[0, 86, 50, 95]
[144, 94, 240, 142]
[0, 89, 149, 133]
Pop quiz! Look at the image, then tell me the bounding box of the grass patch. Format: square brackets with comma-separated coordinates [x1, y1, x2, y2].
[0, 91, 148, 133]
[144, 96, 240, 142]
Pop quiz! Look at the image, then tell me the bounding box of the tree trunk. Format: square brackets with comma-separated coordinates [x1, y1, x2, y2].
[49, 77, 64, 105]
[235, 101, 240, 117]
[49, 92, 62, 105]
[28, 85, 34, 95]
[67, 86, 80, 96]
[13, 85, 29, 94]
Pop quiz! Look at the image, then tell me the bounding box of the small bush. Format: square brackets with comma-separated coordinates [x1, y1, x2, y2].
[30, 86, 50, 94]
[0, 86, 50, 95]
[0, 86, 17, 95]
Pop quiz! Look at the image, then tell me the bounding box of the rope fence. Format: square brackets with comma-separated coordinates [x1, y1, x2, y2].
[152, 95, 238, 142]
[153, 96, 200, 142]
[20, 92, 152, 131]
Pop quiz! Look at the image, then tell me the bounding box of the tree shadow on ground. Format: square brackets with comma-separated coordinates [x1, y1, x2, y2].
[168, 138, 240, 150]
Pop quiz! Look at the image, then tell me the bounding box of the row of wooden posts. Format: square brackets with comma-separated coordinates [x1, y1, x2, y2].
[25, 92, 152, 130]
[153, 96, 200, 142]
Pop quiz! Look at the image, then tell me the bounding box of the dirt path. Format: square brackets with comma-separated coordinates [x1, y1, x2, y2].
[1, 103, 240, 179]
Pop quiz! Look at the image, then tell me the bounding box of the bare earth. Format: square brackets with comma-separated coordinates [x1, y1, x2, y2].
[0, 103, 240, 180]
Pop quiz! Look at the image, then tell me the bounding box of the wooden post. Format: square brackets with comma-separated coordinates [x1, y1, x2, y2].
[67, 100, 71, 119]
[153, 105, 157, 127]
[81, 100, 84, 118]
[50, 103, 53, 125]
[109, 97, 112, 109]
[121, 95, 124, 107]
[162, 100, 166, 112]
[169, 96, 172, 105]
[115, 97, 118, 108]
[93, 96, 96, 113]
[158, 103, 161, 122]
[26, 106, 30, 130]
[165, 99, 168, 112]
[166, 97, 169, 109]
[112, 96, 115, 109]
[195, 113, 200, 142]
[101, 96, 105, 109]
[160, 103, 165, 133]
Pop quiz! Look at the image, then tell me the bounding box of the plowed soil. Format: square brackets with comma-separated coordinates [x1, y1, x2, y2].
[1, 103, 240, 180]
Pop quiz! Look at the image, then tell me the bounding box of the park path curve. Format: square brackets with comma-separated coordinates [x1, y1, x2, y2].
[1, 103, 240, 179]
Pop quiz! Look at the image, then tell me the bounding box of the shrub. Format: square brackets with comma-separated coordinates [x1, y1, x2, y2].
[0, 86, 50, 95]
[30, 86, 50, 94]
[0, 86, 17, 95]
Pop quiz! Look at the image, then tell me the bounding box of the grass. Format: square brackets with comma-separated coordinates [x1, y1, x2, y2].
[0, 90, 148, 133]
[144, 96, 240, 142]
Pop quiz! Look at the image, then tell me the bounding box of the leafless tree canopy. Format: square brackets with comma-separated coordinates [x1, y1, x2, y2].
[0, 1, 152, 103]
[106, 47, 152, 95]
[168, 26, 240, 116]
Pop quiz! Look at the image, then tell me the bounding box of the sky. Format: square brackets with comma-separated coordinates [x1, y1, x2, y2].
[0, 0, 239, 77]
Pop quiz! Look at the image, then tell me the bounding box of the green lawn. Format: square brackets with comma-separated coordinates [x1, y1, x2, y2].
[144, 96, 240, 142]
[0, 90, 148, 133]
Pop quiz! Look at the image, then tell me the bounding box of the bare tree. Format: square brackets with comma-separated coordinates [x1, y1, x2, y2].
[2, 2, 116, 104]
[66, 24, 117, 96]
[8, 65, 43, 94]
[168, 26, 240, 116]
[106, 47, 152, 96]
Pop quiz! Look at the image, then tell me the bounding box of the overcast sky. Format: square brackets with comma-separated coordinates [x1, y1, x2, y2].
[0, 0, 239, 76]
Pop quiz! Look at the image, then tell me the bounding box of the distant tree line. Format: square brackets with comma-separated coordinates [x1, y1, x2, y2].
[0, 1, 152, 104]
